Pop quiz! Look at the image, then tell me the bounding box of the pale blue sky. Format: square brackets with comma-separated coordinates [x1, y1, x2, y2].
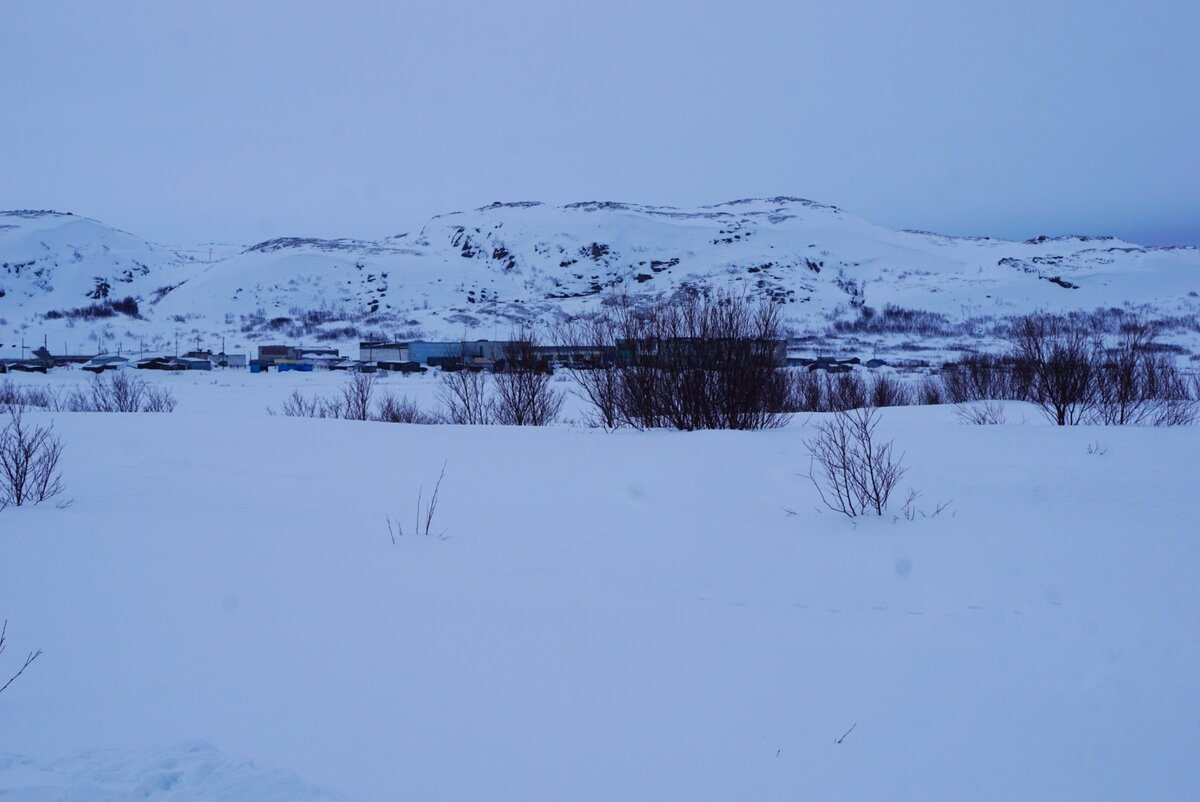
[2, 0, 1197, 246]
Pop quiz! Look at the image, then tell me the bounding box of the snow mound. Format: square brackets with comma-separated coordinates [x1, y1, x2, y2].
[0, 741, 347, 801]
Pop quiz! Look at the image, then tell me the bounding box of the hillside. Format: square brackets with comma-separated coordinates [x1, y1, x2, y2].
[2, 200, 1198, 358]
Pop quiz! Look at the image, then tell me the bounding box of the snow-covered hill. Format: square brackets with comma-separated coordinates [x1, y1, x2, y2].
[2, 199, 1198, 357]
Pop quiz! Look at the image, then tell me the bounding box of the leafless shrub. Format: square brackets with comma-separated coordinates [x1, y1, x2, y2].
[339, 371, 376, 421]
[1093, 318, 1197, 426]
[805, 406, 906, 518]
[274, 376, 435, 424]
[493, 327, 564, 426]
[375, 393, 433, 424]
[0, 620, 42, 696]
[1010, 315, 1100, 425]
[917, 375, 945, 405]
[63, 372, 176, 413]
[869, 373, 912, 407]
[387, 463, 447, 541]
[142, 385, 178, 413]
[559, 289, 791, 430]
[0, 381, 60, 411]
[790, 370, 826, 412]
[832, 304, 955, 336]
[955, 400, 1008, 425]
[898, 489, 953, 521]
[276, 389, 330, 418]
[436, 368, 495, 425]
[1150, 397, 1199, 427]
[0, 407, 65, 509]
[554, 316, 622, 429]
[941, 353, 1026, 403]
[824, 372, 868, 412]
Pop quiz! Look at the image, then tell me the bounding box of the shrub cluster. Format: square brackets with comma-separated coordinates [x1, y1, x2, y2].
[559, 290, 791, 430]
[43, 296, 139, 320]
[947, 315, 1197, 426]
[62, 372, 177, 413]
[277, 372, 437, 424]
[1, 374, 176, 414]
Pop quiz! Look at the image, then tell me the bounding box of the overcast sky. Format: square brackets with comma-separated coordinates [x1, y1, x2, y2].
[2, 0, 1197, 246]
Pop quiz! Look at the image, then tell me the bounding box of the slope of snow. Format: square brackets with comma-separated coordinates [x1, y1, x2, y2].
[0, 741, 346, 801]
[3, 199, 1198, 359]
[1, 376, 1198, 800]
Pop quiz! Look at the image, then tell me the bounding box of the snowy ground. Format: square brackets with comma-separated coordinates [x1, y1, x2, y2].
[1, 370, 1198, 800]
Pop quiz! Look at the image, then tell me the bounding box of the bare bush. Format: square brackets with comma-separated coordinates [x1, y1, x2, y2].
[554, 316, 622, 428]
[275, 376, 434, 424]
[824, 372, 868, 412]
[832, 304, 955, 336]
[339, 372, 376, 421]
[790, 370, 826, 412]
[943, 316, 1197, 426]
[805, 406, 906, 518]
[1011, 315, 1100, 425]
[0, 620, 42, 696]
[0, 408, 65, 509]
[917, 375, 945, 405]
[375, 393, 433, 424]
[277, 389, 330, 418]
[559, 289, 791, 430]
[941, 353, 1026, 403]
[64, 372, 176, 413]
[0, 381, 59, 411]
[1093, 318, 1197, 426]
[142, 385, 177, 413]
[436, 369, 494, 425]
[493, 328, 565, 426]
[387, 463, 447, 541]
[956, 400, 1008, 425]
[869, 372, 912, 407]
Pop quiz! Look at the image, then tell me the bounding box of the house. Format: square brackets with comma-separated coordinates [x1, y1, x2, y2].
[256, 345, 297, 365]
[378, 361, 428, 374]
[135, 357, 187, 371]
[299, 351, 342, 369]
[81, 355, 130, 373]
[5, 362, 48, 374]
[183, 350, 247, 369]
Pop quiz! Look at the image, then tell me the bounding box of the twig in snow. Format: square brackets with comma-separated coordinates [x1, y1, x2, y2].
[0, 620, 42, 697]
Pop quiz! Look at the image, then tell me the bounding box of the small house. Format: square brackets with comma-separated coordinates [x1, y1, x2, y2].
[81, 355, 131, 373]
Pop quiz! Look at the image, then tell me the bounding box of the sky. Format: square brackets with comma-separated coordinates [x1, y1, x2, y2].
[2, 0, 1198, 247]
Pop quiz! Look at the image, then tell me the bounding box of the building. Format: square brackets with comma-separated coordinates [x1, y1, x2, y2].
[617, 337, 788, 368]
[184, 349, 248, 368]
[360, 342, 408, 362]
[257, 345, 296, 365]
[81, 355, 130, 373]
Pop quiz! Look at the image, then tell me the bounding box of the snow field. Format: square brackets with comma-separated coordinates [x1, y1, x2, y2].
[0, 381, 1198, 800]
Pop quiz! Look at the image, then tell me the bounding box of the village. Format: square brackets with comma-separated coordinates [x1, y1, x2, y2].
[0, 337, 895, 377]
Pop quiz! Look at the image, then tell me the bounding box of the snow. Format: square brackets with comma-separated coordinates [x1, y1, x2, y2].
[1, 371, 1198, 800]
[0, 741, 346, 801]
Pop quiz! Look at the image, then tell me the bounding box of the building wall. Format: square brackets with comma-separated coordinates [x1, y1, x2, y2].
[360, 344, 407, 362]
